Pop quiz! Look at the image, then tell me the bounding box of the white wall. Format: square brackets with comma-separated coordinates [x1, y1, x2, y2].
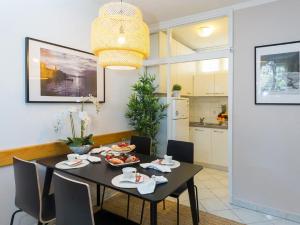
[233, 0, 300, 220]
[0, 0, 139, 224]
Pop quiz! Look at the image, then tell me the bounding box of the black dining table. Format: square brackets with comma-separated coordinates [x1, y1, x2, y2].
[37, 153, 203, 225]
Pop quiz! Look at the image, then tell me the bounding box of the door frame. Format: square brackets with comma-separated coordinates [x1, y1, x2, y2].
[144, 8, 234, 202]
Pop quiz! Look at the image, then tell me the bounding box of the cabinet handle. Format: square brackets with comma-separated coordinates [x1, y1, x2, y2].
[195, 129, 204, 132]
[213, 130, 224, 133]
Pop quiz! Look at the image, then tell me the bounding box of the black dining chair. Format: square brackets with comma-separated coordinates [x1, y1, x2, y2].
[10, 157, 55, 225]
[165, 140, 200, 225]
[53, 172, 138, 225]
[139, 140, 200, 225]
[101, 135, 151, 222]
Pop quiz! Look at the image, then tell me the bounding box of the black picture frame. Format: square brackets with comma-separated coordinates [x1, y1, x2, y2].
[25, 37, 105, 103]
[255, 40, 300, 105]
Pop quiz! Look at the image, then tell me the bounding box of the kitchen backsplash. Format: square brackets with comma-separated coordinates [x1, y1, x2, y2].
[189, 96, 228, 123]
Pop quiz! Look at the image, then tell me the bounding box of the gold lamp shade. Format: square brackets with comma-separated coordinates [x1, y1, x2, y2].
[91, 2, 150, 70]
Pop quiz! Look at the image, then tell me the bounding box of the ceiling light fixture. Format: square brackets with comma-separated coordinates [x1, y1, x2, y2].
[91, 0, 150, 70]
[198, 26, 214, 37]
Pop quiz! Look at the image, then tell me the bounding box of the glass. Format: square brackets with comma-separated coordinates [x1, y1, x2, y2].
[170, 16, 229, 56]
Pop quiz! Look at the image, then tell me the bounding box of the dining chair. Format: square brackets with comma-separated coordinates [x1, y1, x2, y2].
[10, 157, 55, 225]
[53, 172, 138, 225]
[139, 140, 199, 225]
[165, 140, 200, 225]
[101, 135, 152, 223]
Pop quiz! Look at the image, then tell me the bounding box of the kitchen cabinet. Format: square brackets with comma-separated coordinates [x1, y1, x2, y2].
[190, 127, 211, 164]
[214, 71, 228, 96]
[190, 127, 228, 167]
[211, 129, 228, 167]
[194, 59, 228, 96]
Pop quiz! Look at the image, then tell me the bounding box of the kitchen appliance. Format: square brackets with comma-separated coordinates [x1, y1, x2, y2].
[171, 98, 189, 141]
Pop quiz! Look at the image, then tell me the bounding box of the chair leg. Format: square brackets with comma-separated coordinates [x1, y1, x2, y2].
[140, 200, 145, 225]
[194, 185, 200, 223]
[127, 194, 130, 219]
[10, 209, 22, 225]
[97, 184, 100, 207]
[37, 222, 43, 225]
[176, 198, 180, 225]
[100, 186, 106, 209]
[163, 199, 166, 210]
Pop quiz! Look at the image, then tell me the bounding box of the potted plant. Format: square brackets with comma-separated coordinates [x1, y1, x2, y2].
[54, 94, 100, 154]
[126, 72, 168, 155]
[172, 84, 182, 97]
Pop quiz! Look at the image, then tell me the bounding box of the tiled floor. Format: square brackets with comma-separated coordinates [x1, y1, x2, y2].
[166, 168, 300, 225]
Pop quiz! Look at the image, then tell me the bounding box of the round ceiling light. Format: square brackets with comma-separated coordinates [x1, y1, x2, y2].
[91, 1, 150, 70]
[198, 26, 214, 37]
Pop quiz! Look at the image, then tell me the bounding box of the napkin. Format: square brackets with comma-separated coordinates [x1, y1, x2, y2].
[64, 159, 82, 166]
[137, 176, 168, 194]
[140, 163, 171, 173]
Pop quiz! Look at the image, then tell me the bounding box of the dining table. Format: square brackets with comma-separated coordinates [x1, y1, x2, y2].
[37, 153, 203, 225]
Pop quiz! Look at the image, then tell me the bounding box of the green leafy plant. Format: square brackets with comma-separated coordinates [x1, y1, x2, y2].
[126, 72, 168, 155]
[172, 84, 182, 91]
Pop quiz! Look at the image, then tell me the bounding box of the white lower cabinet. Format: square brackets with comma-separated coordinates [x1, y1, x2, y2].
[190, 127, 228, 167]
[211, 129, 228, 167]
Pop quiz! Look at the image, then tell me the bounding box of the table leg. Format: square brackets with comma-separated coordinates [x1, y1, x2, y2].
[42, 168, 54, 197]
[150, 202, 157, 225]
[97, 184, 100, 206]
[187, 178, 198, 225]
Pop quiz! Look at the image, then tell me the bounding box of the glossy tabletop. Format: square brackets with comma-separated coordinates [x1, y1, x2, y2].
[37, 153, 203, 203]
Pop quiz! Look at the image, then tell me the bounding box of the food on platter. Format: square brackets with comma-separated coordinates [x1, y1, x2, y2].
[111, 144, 136, 152]
[105, 153, 140, 166]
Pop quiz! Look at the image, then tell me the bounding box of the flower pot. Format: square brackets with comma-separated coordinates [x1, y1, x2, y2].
[173, 90, 181, 97]
[69, 145, 92, 155]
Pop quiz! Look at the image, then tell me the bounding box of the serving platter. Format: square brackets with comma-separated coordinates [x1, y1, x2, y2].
[105, 158, 140, 167]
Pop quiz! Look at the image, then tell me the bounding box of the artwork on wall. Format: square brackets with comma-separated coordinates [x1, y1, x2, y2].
[25, 37, 105, 103]
[255, 41, 300, 105]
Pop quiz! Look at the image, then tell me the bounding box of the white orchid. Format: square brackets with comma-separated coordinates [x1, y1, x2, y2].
[54, 95, 101, 146]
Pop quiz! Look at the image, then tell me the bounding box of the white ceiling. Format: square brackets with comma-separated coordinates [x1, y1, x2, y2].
[96, 0, 254, 24]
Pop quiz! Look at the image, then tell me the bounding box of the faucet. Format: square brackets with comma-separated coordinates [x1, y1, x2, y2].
[200, 117, 205, 124]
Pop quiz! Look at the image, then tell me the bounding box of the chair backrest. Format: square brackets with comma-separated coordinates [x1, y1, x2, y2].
[13, 157, 41, 220]
[53, 173, 95, 225]
[130, 135, 151, 155]
[166, 140, 194, 163]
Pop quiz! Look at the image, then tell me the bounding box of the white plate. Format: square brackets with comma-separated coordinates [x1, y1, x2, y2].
[55, 160, 89, 170]
[112, 174, 150, 189]
[153, 159, 181, 169]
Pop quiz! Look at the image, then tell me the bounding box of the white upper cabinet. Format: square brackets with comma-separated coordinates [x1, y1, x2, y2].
[194, 58, 228, 96]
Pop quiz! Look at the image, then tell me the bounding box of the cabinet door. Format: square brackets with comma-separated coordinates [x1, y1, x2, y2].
[211, 129, 228, 167]
[214, 70, 228, 96]
[194, 71, 214, 96]
[190, 127, 211, 164]
[177, 61, 195, 96]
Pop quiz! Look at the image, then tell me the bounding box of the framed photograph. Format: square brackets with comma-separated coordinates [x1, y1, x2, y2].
[25, 37, 105, 103]
[255, 41, 300, 105]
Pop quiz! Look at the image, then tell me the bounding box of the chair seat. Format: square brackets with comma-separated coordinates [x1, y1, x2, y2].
[170, 184, 188, 198]
[94, 209, 139, 225]
[41, 194, 56, 222]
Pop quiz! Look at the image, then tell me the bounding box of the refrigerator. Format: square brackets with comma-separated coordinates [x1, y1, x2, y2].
[171, 98, 189, 141]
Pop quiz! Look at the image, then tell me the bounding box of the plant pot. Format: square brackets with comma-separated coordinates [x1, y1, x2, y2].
[69, 145, 92, 155]
[173, 90, 181, 97]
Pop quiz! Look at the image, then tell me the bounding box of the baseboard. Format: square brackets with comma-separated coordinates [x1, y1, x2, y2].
[232, 197, 300, 223]
[195, 161, 228, 172]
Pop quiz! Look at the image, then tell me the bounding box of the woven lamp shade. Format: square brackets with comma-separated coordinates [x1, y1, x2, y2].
[91, 2, 150, 70]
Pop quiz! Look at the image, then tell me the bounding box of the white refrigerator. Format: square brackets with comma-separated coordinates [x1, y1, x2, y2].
[171, 98, 189, 141]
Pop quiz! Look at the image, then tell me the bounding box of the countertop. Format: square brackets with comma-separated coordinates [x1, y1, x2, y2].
[189, 122, 228, 130]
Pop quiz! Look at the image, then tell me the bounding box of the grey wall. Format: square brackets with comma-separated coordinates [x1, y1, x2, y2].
[233, 0, 300, 217]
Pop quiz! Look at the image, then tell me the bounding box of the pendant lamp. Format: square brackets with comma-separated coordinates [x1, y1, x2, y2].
[91, 1, 150, 70]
